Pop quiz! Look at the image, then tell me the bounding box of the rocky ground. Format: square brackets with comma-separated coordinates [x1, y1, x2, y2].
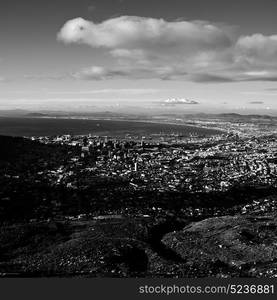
[1, 209, 277, 278]
[162, 213, 277, 277]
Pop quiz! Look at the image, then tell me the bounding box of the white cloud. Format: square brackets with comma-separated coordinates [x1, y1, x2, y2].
[72, 66, 121, 80]
[235, 34, 277, 68]
[72, 65, 188, 80]
[57, 16, 232, 51]
[58, 16, 277, 82]
[244, 71, 270, 76]
[163, 98, 199, 105]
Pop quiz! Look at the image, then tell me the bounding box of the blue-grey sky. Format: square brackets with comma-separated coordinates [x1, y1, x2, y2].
[1, 0, 277, 113]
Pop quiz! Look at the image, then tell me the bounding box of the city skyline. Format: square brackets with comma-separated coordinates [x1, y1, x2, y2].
[1, 0, 277, 113]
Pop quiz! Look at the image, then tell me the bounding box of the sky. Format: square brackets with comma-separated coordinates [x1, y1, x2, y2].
[1, 0, 277, 114]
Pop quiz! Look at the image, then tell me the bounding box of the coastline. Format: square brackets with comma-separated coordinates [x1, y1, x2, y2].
[0, 116, 224, 137]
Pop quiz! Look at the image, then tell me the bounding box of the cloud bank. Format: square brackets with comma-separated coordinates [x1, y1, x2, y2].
[163, 98, 199, 105]
[57, 16, 231, 50]
[58, 16, 277, 82]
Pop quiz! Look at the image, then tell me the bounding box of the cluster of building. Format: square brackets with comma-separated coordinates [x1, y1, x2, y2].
[30, 130, 277, 194]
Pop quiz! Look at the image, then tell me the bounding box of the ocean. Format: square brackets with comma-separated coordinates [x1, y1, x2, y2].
[0, 117, 222, 137]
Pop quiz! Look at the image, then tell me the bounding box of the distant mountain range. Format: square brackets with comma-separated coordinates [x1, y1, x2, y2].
[0, 109, 276, 120]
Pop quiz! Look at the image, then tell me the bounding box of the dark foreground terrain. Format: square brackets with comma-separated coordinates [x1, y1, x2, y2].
[1, 135, 277, 277]
[1, 211, 277, 277]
